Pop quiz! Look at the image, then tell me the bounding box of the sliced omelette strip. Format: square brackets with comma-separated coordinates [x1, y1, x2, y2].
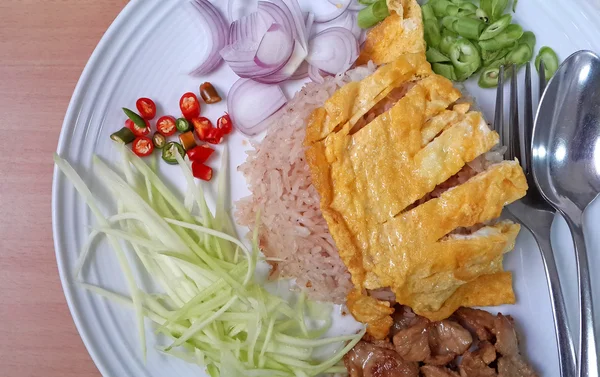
[357, 0, 425, 66]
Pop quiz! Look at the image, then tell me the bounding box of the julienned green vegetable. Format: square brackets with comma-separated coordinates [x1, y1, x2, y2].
[110, 127, 136, 144]
[535, 46, 560, 78]
[123, 107, 147, 129]
[357, 0, 389, 29]
[162, 141, 185, 165]
[53, 146, 365, 377]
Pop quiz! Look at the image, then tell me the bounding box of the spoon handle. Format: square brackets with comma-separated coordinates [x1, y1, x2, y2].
[533, 230, 577, 377]
[566, 217, 599, 377]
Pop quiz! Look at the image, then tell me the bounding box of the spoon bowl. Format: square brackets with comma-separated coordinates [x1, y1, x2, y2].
[532, 50, 600, 377]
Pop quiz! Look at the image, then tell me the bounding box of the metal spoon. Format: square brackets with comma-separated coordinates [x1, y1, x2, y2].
[532, 50, 600, 377]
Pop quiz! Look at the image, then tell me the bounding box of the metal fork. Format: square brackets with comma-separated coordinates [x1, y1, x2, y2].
[496, 62, 576, 377]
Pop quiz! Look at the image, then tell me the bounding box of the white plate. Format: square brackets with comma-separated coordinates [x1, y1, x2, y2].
[52, 0, 600, 376]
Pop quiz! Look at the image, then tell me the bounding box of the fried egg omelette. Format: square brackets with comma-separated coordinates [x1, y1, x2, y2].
[304, 0, 528, 339]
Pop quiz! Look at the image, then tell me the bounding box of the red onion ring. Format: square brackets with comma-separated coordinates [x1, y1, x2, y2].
[316, 0, 351, 23]
[306, 26, 359, 75]
[227, 78, 287, 136]
[308, 64, 326, 84]
[254, 23, 294, 68]
[190, 0, 229, 76]
[290, 60, 309, 80]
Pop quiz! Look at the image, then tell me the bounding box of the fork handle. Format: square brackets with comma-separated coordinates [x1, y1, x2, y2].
[534, 230, 578, 377]
[564, 216, 599, 377]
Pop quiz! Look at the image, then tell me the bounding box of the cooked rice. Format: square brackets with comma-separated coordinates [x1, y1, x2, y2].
[236, 63, 507, 304]
[236, 62, 377, 303]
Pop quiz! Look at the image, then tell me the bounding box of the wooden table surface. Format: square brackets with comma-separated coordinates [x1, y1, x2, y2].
[0, 1, 126, 375]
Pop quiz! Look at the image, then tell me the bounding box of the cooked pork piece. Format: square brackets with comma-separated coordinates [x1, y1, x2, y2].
[459, 349, 497, 377]
[426, 320, 473, 365]
[421, 365, 461, 377]
[392, 316, 431, 361]
[454, 307, 496, 342]
[497, 356, 538, 377]
[477, 341, 497, 364]
[344, 340, 419, 377]
[493, 314, 518, 356]
[391, 306, 422, 337]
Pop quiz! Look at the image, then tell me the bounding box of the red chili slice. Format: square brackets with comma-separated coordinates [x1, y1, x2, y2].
[191, 117, 212, 141]
[132, 136, 154, 157]
[126, 118, 150, 137]
[205, 128, 224, 145]
[216, 113, 233, 134]
[186, 145, 215, 163]
[156, 116, 177, 136]
[192, 161, 213, 181]
[180, 92, 201, 120]
[136, 97, 157, 120]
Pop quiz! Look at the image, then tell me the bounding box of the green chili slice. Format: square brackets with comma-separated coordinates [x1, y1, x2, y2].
[449, 39, 482, 81]
[176, 117, 191, 133]
[479, 14, 511, 40]
[152, 132, 166, 149]
[535, 47, 559, 78]
[432, 63, 457, 81]
[424, 19, 442, 49]
[161, 142, 185, 165]
[357, 0, 389, 29]
[426, 47, 451, 63]
[478, 24, 523, 51]
[110, 127, 136, 144]
[452, 17, 485, 40]
[122, 107, 147, 129]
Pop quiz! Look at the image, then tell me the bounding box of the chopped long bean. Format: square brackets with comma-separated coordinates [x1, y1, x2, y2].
[432, 62, 457, 80]
[449, 39, 481, 81]
[480, 0, 509, 22]
[358, 0, 389, 28]
[424, 19, 442, 48]
[535, 47, 559, 78]
[480, 14, 511, 40]
[426, 47, 451, 63]
[478, 24, 522, 51]
[506, 31, 535, 65]
[452, 17, 485, 40]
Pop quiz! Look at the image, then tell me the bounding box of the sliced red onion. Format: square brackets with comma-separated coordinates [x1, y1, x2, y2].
[253, 41, 306, 84]
[229, 12, 268, 45]
[290, 60, 309, 80]
[190, 0, 229, 76]
[315, 0, 351, 23]
[318, 9, 361, 39]
[306, 27, 359, 75]
[279, 0, 308, 50]
[257, 1, 295, 41]
[255, 23, 293, 68]
[305, 12, 315, 40]
[228, 78, 287, 136]
[308, 64, 326, 84]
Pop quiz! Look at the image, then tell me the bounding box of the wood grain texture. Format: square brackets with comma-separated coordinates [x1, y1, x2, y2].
[0, 1, 126, 376]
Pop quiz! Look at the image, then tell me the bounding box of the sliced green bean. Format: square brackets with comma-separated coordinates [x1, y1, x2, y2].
[457, 2, 477, 12]
[357, 0, 389, 29]
[424, 19, 442, 48]
[512, 0, 519, 12]
[480, 0, 509, 22]
[506, 31, 535, 65]
[482, 47, 510, 66]
[421, 3, 436, 21]
[442, 16, 458, 31]
[478, 24, 523, 50]
[439, 29, 459, 56]
[449, 39, 481, 81]
[479, 14, 511, 40]
[478, 66, 501, 88]
[358, 0, 378, 4]
[475, 8, 489, 22]
[426, 47, 451, 63]
[431, 0, 453, 17]
[452, 17, 485, 40]
[535, 47, 559, 78]
[432, 63, 457, 80]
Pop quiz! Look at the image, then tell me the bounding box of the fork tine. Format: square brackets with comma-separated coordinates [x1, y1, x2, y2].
[539, 59, 547, 100]
[522, 63, 534, 174]
[494, 65, 505, 141]
[508, 64, 519, 161]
